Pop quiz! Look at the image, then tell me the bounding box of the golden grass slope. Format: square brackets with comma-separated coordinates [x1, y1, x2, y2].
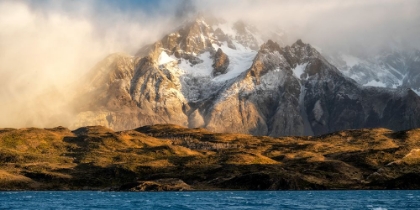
[0, 124, 420, 190]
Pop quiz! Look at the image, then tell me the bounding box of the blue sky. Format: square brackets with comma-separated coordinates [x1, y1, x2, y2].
[25, 0, 170, 17]
[7, 0, 420, 52]
[96, 0, 164, 13]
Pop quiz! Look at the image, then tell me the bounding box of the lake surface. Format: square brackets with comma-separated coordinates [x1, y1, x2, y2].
[0, 191, 419, 209]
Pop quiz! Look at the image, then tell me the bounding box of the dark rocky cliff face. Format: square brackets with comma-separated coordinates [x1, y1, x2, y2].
[287, 42, 420, 135]
[72, 18, 420, 136]
[277, 41, 418, 136]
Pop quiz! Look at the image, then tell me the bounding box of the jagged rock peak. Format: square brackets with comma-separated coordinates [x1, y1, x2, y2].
[136, 15, 218, 61]
[258, 39, 316, 56]
[279, 39, 323, 67]
[245, 39, 290, 84]
[212, 48, 230, 76]
[137, 15, 265, 61]
[289, 39, 316, 52]
[294, 39, 306, 47]
[260, 39, 281, 52]
[287, 39, 308, 49]
[289, 39, 321, 57]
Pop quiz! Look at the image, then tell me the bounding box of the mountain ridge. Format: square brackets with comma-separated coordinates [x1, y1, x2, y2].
[71, 17, 420, 136]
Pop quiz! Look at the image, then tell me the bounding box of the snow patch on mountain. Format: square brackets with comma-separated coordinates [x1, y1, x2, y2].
[175, 41, 257, 83]
[293, 63, 308, 79]
[213, 41, 257, 82]
[158, 51, 176, 65]
[363, 80, 387, 88]
[413, 89, 420, 96]
[164, 42, 257, 103]
[257, 69, 287, 90]
[218, 77, 254, 103]
[392, 78, 404, 88]
[178, 52, 213, 77]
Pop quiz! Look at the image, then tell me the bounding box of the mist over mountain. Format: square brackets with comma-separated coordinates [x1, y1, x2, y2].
[69, 15, 420, 136]
[1, 0, 420, 132]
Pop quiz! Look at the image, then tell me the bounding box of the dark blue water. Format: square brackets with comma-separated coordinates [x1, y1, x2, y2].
[0, 191, 419, 209]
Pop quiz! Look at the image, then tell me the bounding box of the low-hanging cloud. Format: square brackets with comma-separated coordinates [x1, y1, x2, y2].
[0, 0, 176, 128]
[1, 0, 419, 128]
[196, 0, 420, 54]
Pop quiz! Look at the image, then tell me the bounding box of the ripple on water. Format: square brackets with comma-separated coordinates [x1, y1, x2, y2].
[0, 191, 419, 209]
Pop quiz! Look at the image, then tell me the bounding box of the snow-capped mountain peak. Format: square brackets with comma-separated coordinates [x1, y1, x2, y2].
[73, 16, 420, 137]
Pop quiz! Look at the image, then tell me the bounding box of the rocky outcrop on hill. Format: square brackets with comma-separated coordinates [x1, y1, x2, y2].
[212, 48, 229, 76]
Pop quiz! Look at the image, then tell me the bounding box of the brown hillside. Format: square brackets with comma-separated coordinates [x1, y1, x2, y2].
[1, 125, 420, 190]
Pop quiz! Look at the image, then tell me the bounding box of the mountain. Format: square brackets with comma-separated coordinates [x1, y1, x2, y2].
[72, 16, 420, 136]
[326, 47, 420, 94]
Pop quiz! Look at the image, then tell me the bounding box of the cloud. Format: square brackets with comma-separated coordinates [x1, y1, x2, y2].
[0, 0, 176, 128]
[195, 0, 420, 53]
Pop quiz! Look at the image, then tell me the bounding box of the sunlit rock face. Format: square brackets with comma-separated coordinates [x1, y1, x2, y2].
[212, 48, 229, 76]
[73, 17, 420, 136]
